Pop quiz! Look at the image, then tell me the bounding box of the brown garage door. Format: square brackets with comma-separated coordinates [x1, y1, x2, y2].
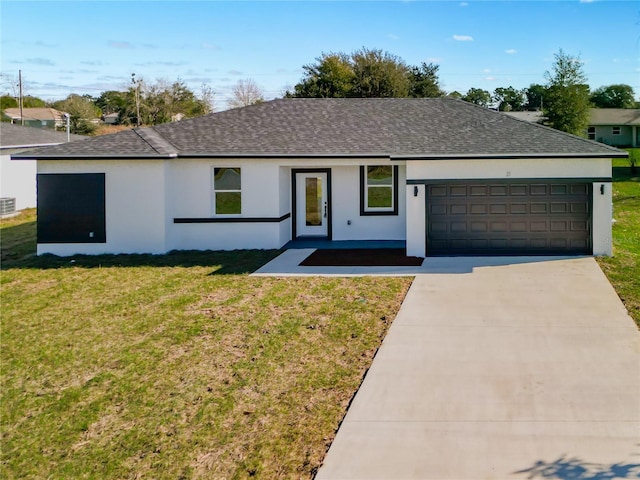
[426, 181, 592, 255]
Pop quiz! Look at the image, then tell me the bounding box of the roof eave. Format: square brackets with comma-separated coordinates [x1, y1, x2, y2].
[392, 152, 628, 160]
[10, 153, 177, 160]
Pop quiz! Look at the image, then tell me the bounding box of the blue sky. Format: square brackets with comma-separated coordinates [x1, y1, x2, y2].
[1, 0, 639, 109]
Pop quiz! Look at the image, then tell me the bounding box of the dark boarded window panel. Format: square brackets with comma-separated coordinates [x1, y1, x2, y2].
[38, 173, 106, 244]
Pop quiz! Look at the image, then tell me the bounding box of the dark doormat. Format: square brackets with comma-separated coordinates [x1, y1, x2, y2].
[299, 248, 424, 267]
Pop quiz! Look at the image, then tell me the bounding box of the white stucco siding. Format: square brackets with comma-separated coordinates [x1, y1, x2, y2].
[1, 154, 37, 210]
[165, 159, 288, 251]
[406, 184, 425, 257]
[37, 160, 167, 256]
[330, 165, 406, 241]
[592, 182, 613, 256]
[405, 157, 611, 181]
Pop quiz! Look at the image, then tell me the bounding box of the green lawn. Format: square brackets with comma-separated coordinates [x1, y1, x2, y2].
[0, 218, 411, 479]
[596, 155, 640, 327]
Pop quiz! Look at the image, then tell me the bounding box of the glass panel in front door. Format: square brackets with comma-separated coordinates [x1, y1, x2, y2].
[305, 177, 322, 226]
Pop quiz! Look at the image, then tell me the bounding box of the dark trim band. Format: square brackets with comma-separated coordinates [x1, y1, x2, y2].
[174, 213, 290, 224]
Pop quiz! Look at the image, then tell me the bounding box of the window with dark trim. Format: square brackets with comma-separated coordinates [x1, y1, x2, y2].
[213, 167, 241, 215]
[612, 126, 621, 135]
[360, 165, 399, 216]
[587, 126, 595, 140]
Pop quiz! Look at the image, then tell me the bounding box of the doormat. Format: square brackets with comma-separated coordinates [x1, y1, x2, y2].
[299, 248, 424, 267]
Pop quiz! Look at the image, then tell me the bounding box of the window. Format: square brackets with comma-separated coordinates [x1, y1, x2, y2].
[612, 126, 621, 135]
[587, 126, 595, 140]
[213, 167, 241, 215]
[360, 165, 398, 216]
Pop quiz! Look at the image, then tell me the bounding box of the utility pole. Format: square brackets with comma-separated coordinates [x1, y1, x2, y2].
[18, 70, 24, 126]
[132, 73, 141, 127]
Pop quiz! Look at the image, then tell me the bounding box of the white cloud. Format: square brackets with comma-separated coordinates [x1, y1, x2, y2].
[453, 35, 473, 42]
[482, 68, 491, 73]
[108, 41, 133, 49]
[460, 2, 468, 6]
[579, 0, 595, 3]
[202, 42, 220, 50]
[387, 33, 400, 40]
[426, 57, 442, 63]
[505, 49, 517, 54]
[485, 76, 496, 81]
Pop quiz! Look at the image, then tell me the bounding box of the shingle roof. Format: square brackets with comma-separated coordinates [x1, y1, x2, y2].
[589, 108, 640, 126]
[0, 123, 85, 148]
[2, 107, 67, 122]
[12, 98, 626, 160]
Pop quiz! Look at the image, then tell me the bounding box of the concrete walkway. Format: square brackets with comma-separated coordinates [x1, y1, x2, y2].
[316, 257, 640, 480]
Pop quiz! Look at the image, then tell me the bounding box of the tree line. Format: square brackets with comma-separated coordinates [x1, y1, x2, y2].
[1, 48, 636, 136]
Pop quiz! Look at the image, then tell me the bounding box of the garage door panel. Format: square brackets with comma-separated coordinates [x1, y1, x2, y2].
[426, 181, 591, 255]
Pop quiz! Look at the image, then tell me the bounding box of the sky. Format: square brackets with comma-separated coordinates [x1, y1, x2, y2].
[1, 0, 639, 109]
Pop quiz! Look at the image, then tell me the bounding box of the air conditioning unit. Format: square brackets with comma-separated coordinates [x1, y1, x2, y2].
[0, 197, 16, 216]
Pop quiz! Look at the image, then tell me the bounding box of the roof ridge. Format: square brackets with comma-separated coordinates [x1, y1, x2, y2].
[133, 127, 178, 156]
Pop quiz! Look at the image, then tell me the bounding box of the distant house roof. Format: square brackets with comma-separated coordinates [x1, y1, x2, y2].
[2, 107, 67, 123]
[589, 108, 640, 126]
[0, 123, 85, 149]
[12, 98, 626, 160]
[502, 111, 545, 123]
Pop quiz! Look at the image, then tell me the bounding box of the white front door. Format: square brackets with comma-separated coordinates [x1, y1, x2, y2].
[296, 172, 328, 237]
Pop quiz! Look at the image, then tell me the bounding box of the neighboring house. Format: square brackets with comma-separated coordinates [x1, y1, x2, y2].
[505, 109, 640, 148]
[587, 109, 640, 147]
[12, 98, 626, 257]
[1, 123, 85, 210]
[103, 113, 119, 125]
[2, 107, 68, 129]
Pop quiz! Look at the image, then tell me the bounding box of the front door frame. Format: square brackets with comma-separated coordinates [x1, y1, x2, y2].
[292, 168, 332, 240]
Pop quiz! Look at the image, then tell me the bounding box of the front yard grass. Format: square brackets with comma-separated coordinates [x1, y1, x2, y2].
[0, 216, 412, 478]
[596, 155, 640, 327]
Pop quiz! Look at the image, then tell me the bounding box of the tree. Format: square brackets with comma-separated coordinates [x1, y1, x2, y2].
[227, 79, 264, 109]
[408, 62, 444, 98]
[462, 88, 492, 107]
[590, 84, 636, 109]
[446, 91, 463, 100]
[291, 48, 444, 99]
[543, 49, 591, 135]
[199, 84, 215, 114]
[524, 84, 547, 111]
[52, 94, 101, 135]
[23, 96, 46, 108]
[350, 48, 410, 97]
[493, 86, 525, 111]
[0, 95, 18, 111]
[294, 52, 355, 98]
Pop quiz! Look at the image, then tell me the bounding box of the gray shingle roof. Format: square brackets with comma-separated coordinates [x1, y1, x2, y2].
[0, 123, 85, 148]
[13, 98, 626, 160]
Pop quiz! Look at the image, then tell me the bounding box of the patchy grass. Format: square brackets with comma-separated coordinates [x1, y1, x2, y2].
[596, 157, 640, 327]
[0, 213, 412, 479]
[0, 208, 36, 265]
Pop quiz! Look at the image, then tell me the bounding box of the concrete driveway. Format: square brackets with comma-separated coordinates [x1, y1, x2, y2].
[316, 257, 640, 480]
